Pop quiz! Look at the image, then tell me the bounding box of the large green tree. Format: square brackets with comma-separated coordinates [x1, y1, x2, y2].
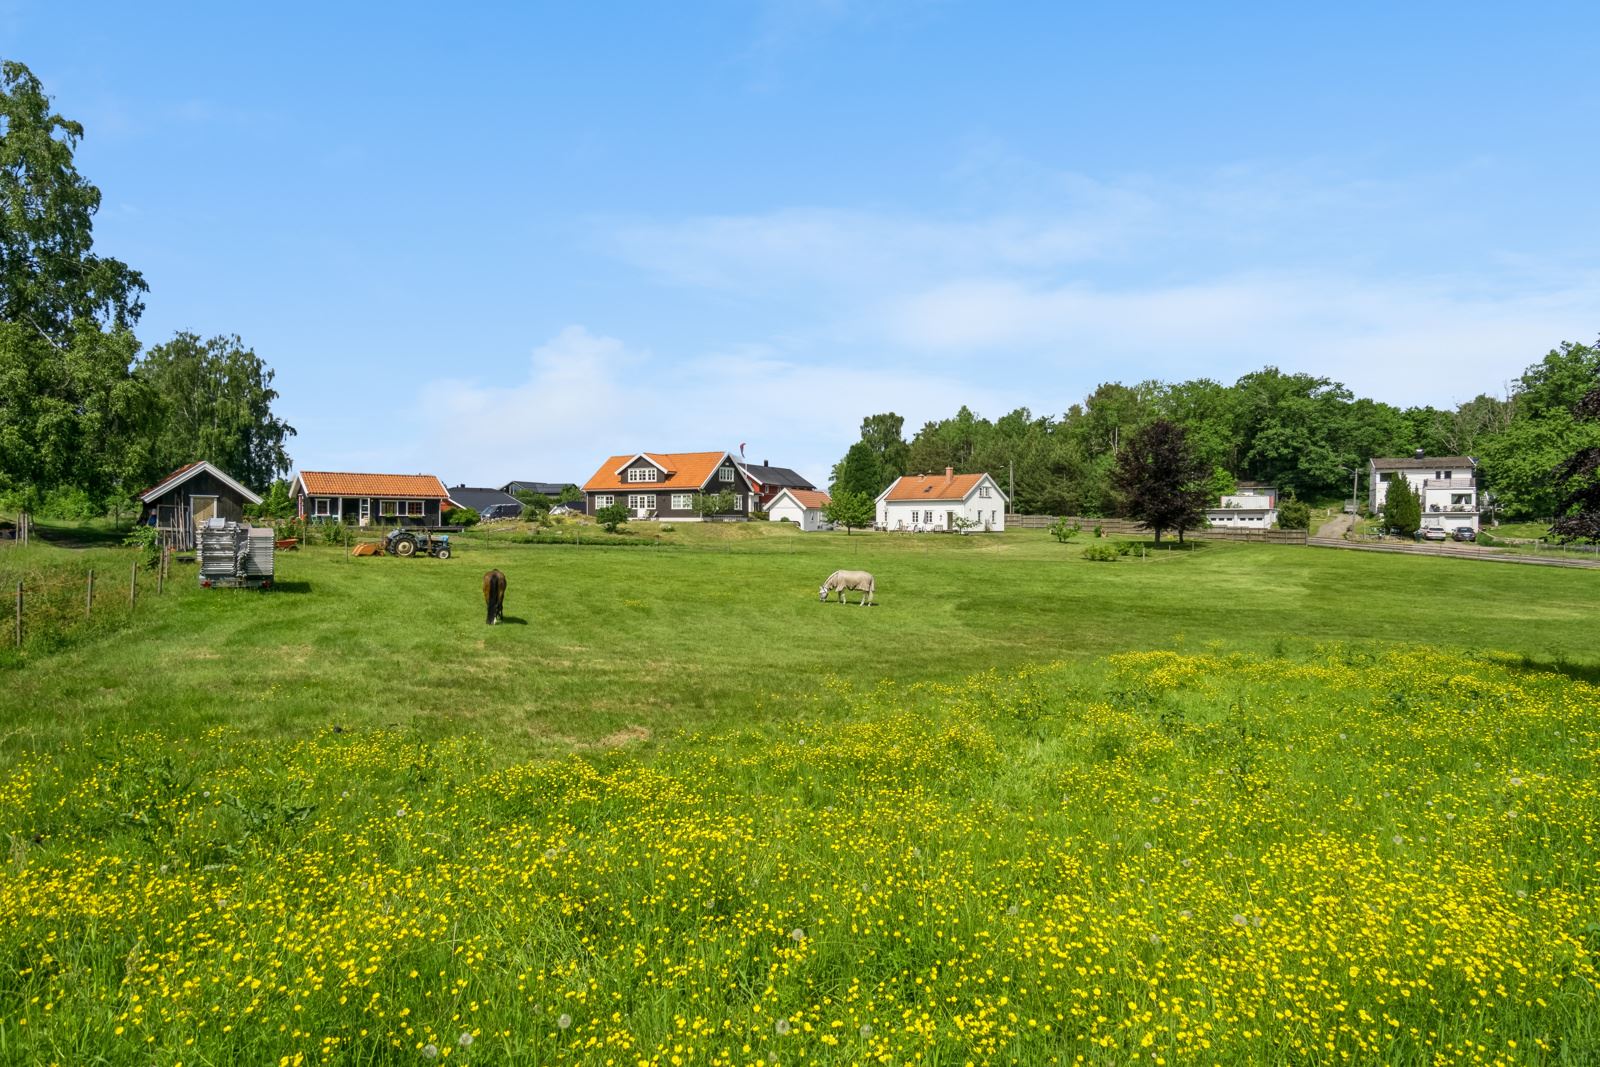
[1111, 418, 1209, 543]
[137, 332, 295, 489]
[1, 60, 146, 339]
[830, 441, 886, 498]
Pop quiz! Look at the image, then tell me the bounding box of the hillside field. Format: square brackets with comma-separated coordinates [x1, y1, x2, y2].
[1, 523, 1598, 1065]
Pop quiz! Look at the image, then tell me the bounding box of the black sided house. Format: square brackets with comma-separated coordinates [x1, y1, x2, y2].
[292, 471, 452, 526]
[502, 480, 585, 513]
[582, 451, 764, 520]
[446, 485, 524, 522]
[140, 461, 264, 550]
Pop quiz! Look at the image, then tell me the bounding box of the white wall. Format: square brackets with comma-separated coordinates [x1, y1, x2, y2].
[876, 479, 1006, 532]
[769, 497, 827, 531]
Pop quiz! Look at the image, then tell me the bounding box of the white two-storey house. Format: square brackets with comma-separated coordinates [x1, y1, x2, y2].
[1368, 453, 1480, 534]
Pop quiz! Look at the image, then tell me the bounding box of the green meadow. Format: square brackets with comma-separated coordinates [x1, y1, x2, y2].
[2, 523, 1598, 1065]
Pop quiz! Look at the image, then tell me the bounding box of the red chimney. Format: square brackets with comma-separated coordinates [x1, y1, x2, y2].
[945, 466, 954, 478]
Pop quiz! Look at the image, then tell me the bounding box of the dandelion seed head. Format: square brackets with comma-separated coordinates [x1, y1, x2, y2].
[421, 1044, 438, 1060]
[789, 927, 805, 942]
[1006, 904, 1019, 917]
[775, 1018, 792, 1035]
[557, 1013, 572, 1030]
[860, 1024, 873, 1039]
[458, 1033, 473, 1048]
[1232, 913, 1248, 926]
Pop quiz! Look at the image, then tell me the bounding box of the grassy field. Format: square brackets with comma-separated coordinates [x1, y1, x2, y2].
[2, 522, 1599, 1064]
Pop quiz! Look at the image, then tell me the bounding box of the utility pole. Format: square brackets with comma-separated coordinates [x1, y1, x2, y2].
[1008, 460, 1014, 513]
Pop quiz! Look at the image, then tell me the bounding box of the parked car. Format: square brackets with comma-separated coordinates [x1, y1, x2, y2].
[1452, 526, 1476, 542]
[1419, 527, 1448, 542]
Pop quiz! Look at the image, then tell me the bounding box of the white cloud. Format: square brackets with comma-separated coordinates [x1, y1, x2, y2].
[414, 325, 1011, 488]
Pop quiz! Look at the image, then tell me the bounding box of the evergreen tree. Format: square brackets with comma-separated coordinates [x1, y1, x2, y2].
[1382, 472, 1422, 535]
[830, 441, 886, 497]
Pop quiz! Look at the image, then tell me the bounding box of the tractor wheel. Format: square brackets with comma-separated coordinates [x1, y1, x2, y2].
[391, 535, 417, 557]
[434, 546, 451, 560]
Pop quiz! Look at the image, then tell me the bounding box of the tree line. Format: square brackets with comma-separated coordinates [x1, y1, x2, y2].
[1, 60, 293, 519]
[830, 344, 1600, 531]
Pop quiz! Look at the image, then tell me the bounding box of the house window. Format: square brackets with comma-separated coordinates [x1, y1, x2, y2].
[979, 486, 990, 498]
[923, 510, 933, 524]
[671, 493, 693, 510]
[402, 500, 424, 518]
[595, 495, 614, 508]
[1379, 472, 1393, 483]
[719, 467, 734, 482]
[627, 467, 659, 483]
[628, 494, 656, 511]
[379, 500, 398, 517]
[313, 497, 331, 517]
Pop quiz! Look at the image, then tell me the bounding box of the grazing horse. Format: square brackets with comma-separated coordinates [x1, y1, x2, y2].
[819, 569, 875, 607]
[483, 569, 507, 625]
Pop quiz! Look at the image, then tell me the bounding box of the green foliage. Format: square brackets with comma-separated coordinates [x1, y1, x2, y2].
[245, 479, 295, 521]
[38, 484, 96, 520]
[444, 507, 479, 527]
[0, 60, 147, 337]
[121, 522, 161, 568]
[1382, 474, 1422, 535]
[823, 489, 874, 533]
[555, 485, 583, 505]
[137, 332, 295, 490]
[596, 502, 629, 533]
[1048, 517, 1080, 543]
[830, 441, 886, 498]
[515, 491, 553, 521]
[1082, 542, 1120, 562]
[1277, 497, 1312, 531]
[1206, 466, 1238, 500]
[692, 490, 735, 518]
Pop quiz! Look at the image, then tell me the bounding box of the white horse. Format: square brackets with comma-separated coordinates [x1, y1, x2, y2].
[820, 569, 876, 606]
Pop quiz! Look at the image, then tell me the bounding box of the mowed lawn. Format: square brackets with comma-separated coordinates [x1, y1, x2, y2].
[3, 521, 1597, 757]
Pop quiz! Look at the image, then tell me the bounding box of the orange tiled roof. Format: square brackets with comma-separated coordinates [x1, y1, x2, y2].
[582, 451, 733, 492]
[138, 461, 201, 499]
[782, 489, 831, 509]
[883, 471, 988, 502]
[299, 471, 450, 498]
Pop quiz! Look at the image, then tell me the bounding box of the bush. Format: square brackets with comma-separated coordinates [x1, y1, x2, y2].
[1093, 523, 1105, 538]
[1082, 543, 1120, 562]
[1114, 540, 1134, 556]
[444, 507, 480, 527]
[1278, 498, 1312, 530]
[39, 485, 96, 520]
[1476, 531, 1497, 546]
[750, 509, 769, 521]
[596, 503, 629, 533]
[122, 524, 162, 568]
[1049, 518, 1081, 543]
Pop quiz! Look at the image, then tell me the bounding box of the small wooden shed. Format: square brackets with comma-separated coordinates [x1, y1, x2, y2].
[139, 461, 264, 550]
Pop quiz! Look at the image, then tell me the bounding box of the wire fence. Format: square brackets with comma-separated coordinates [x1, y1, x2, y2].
[1, 549, 175, 666]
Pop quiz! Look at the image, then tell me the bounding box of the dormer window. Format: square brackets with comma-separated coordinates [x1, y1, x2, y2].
[719, 467, 735, 482]
[627, 467, 660, 483]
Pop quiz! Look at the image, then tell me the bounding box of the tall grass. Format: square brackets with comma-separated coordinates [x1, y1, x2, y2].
[1, 647, 1596, 1064]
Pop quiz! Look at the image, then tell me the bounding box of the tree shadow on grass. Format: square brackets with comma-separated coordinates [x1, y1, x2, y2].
[269, 581, 313, 594]
[1505, 652, 1600, 688]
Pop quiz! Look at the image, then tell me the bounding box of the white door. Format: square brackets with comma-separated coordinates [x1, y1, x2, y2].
[359, 498, 371, 526]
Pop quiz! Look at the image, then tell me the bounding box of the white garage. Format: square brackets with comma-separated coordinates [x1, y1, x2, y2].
[768, 488, 832, 531]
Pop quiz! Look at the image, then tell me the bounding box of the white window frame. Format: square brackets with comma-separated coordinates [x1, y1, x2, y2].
[924, 510, 933, 524]
[404, 500, 425, 518]
[978, 485, 990, 498]
[718, 467, 735, 482]
[313, 497, 332, 517]
[628, 493, 656, 511]
[595, 494, 614, 508]
[671, 493, 693, 510]
[627, 467, 659, 483]
[379, 499, 398, 517]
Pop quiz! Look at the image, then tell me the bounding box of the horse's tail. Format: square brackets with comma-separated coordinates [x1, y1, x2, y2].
[484, 570, 506, 624]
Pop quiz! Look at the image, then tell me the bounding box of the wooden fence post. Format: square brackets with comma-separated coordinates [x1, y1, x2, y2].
[158, 549, 165, 595]
[14, 580, 21, 648]
[130, 562, 137, 610]
[86, 569, 94, 619]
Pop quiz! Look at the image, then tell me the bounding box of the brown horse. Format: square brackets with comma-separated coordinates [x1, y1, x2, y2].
[483, 569, 507, 625]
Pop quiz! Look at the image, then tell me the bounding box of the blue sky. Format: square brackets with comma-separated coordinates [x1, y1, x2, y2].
[7, 1, 1599, 487]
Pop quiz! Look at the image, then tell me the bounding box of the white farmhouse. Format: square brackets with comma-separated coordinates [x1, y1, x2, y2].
[767, 488, 832, 531]
[1205, 482, 1279, 529]
[1368, 452, 1480, 534]
[875, 468, 1008, 532]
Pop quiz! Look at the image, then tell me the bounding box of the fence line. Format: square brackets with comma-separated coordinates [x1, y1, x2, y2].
[1005, 514, 1308, 544]
[4, 554, 172, 662]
